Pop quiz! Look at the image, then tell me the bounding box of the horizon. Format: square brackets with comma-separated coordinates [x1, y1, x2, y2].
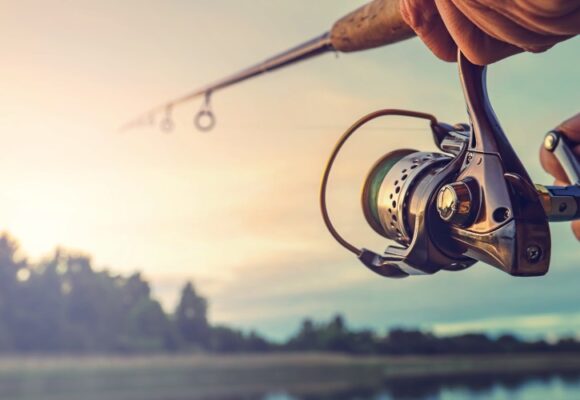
[4, 228, 580, 344]
[1, 0, 579, 343]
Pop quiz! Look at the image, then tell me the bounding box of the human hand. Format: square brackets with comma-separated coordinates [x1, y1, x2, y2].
[540, 113, 580, 240]
[399, 0, 580, 65]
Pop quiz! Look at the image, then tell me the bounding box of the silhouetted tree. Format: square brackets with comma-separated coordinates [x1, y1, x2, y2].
[286, 318, 318, 350]
[175, 282, 209, 348]
[0, 232, 578, 356]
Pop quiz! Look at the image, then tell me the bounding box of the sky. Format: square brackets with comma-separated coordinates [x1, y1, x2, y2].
[1, 0, 579, 341]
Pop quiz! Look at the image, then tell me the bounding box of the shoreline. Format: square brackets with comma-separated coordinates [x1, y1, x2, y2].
[0, 353, 579, 399]
[0, 352, 579, 373]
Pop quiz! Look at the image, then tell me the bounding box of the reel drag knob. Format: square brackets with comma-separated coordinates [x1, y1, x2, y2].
[436, 181, 474, 227]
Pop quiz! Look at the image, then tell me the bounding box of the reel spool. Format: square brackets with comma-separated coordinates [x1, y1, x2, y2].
[320, 52, 580, 279]
[362, 149, 451, 245]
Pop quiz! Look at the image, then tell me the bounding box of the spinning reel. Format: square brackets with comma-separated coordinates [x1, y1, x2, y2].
[321, 53, 580, 278]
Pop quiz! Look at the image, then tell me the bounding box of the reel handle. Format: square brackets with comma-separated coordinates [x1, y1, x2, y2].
[543, 130, 580, 185]
[537, 130, 580, 222]
[536, 185, 580, 222]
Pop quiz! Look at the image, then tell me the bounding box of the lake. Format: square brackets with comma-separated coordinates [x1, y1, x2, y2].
[263, 373, 580, 399]
[1, 353, 580, 399]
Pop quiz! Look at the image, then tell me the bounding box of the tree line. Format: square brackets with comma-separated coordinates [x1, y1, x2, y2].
[0, 233, 578, 355]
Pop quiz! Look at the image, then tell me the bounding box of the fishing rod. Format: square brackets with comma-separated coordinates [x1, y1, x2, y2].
[122, 0, 415, 132]
[125, 1, 580, 278]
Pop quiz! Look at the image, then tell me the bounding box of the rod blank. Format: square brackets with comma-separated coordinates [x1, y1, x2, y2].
[123, 0, 416, 131]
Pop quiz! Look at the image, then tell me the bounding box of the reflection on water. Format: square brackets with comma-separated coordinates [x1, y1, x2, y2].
[262, 372, 580, 400]
[2, 359, 580, 400]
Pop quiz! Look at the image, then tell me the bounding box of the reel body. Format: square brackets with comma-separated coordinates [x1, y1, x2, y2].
[321, 52, 580, 278]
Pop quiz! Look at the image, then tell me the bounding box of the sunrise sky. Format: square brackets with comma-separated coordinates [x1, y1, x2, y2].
[1, 0, 579, 340]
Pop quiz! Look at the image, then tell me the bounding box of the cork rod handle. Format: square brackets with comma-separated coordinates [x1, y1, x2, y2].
[330, 0, 415, 52]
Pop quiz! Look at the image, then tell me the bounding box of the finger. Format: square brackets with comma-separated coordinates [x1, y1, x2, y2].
[400, 0, 458, 62]
[558, 113, 580, 141]
[540, 113, 580, 184]
[435, 0, 521, 65]
[572, 221, 580, 241]
[449, 0, 575, 52]
[460, 1, 580, 37]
